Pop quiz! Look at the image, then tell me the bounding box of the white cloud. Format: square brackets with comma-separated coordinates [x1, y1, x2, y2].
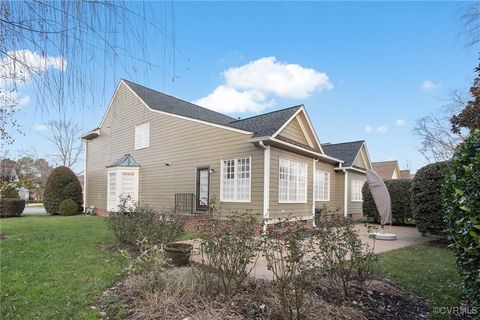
[194, 85, 274, 113]
[365, 125, 373, 133]
[195, 56, 333, 113]
[395, 118, 406, 127]
[224, 57, 333, 99]
[0, 49, 66, 108]
[33, 124, 49, 131]
[376, 125, 388, 133]
[420, 80, 439, 92]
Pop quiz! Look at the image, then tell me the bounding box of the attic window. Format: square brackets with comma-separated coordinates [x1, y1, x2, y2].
[135, 122, 150, 150]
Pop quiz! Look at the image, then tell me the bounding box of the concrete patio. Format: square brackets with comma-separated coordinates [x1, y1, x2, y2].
[188, 224, 435, 280]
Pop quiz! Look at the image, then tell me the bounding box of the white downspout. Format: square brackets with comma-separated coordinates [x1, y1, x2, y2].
[343, 169, 349, 217]
[259, 141, 270, 232]
[312, 159, 318, 227]
[83, 140, 87, 213]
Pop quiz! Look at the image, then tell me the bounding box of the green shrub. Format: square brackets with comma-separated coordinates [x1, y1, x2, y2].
[363, 179, 413, 225]
[443, 129, 480, 305]
[107, 197, 186, 246]
[1, 186, 19, 199]
[43, 166, 82, 215]
[412, 161, 450, 236]
[0, 198, 25, 217]
[196, 213, 261, 297]
[59, 199, 78, 216]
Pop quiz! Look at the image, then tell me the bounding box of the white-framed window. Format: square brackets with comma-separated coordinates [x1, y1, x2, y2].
[315, 170, 330, 201]
[220, 157, 251, 202]
[135, 122, 150, 150]
[351, 179, 364, 201]
[121, 172, 135, 197]
[279, 158, 307, 203]
[108, 172, 116, 197]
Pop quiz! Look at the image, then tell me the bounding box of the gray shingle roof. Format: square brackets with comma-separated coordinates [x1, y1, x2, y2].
[227, 105, 302, 137]
[123, 80, 236, 125]
[106, 154, 140, 168]
[321, 140, 364, 167]
[123, 80, 302, 138]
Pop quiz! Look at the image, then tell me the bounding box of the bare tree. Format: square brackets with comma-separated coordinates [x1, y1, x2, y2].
[46, 119, 83, 170]
[0, 158, 17, 194]
[462, 2, 480, 47]
[0, 1, 178, 143]
[414, 90, 467, 162]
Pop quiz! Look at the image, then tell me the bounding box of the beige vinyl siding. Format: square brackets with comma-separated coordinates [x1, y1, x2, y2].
[268, 146, 313, 220]
[86, 82, 264, 215]
[314, 161, 344, 213]
[347, 171, 366, 215]
[352, 145, 369, 169]
[279, 117, 310, 146]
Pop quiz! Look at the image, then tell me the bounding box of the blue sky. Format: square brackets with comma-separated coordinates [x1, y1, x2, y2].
[7, 1, 478, 172]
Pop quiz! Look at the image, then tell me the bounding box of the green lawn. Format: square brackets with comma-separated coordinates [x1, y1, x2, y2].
[375, 243, 462, 320]
[0, 215, 126, 319]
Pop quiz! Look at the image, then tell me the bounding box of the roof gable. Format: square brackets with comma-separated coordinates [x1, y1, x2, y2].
[321, 140, 365, 167]
[227, 105, 302, 137]
[372, 161, 401, 180]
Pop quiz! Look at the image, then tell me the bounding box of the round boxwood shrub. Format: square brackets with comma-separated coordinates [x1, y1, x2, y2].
[0, 198, 25, 217]
[1, 186, 19, 199]
[363, 179, 413, 225]
[43, 166, 83, 215]
[59, 199, 78, 216]
[412, 161, 450, 236]
[443, 129, 480, 305]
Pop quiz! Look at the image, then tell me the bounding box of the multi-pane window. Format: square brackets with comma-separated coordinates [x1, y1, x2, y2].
[351, 179, 364, 201]
[315, 170, 330, 201]
[121, 172, 135, 197]
[108, 173, 116, 197]
[221, 157, 251, 202]
[279, 158, 307, 203]
[135, 122, 150, 150]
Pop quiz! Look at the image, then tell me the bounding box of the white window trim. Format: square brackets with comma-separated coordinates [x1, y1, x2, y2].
[134, 122, 150, 150]
[314, 170, 330, 202]
[219, 156, 252, 203]
[278, 158, 308, 204]
[351, 179, 364, 202]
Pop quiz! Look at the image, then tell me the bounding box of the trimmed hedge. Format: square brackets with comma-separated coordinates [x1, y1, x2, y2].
[43, 166, 83, 215]
[412, 161, 450, 236]
[59, 199, 78, 216]
[0, 198, 25, 217]
[443, 129, 480, 305]
[362, 179, 413, 225]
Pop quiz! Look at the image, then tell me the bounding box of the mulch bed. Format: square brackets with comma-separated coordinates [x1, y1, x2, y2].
[314, 277, 429, 320]
[99, 273, 430, 320]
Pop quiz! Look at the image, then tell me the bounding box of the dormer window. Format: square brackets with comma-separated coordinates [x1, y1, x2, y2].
[135, 122, 150, 150]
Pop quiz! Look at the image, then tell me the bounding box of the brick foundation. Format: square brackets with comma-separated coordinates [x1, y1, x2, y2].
[181, 213, 212, 231]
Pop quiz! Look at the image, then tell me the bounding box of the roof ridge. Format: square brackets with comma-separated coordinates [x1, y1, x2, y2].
[228, 105, 303, 124]
[372, 160, 398, 164]
[122, 79, 237, 121]
[322, 140, 364, 146]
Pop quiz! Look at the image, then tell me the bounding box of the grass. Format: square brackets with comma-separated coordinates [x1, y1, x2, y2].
[0, 215, 126, 319]
[375, 243, 462, 320]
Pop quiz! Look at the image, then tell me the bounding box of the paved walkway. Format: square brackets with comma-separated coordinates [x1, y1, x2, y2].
[188, 224, 434, 280]
[22, 204, 47, 215]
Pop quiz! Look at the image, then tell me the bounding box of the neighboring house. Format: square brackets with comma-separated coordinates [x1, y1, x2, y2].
[17, 187, 29, 201]
[372, 160, 402, 180]
[321, 141, 373, 220]
[82, 80, 373, 228]
[400, 169, 412, 180]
